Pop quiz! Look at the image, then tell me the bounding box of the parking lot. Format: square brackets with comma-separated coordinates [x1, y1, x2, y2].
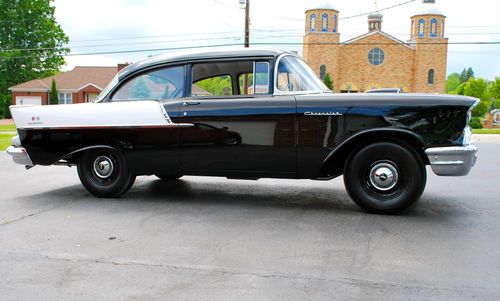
[1, 142, 499, 300]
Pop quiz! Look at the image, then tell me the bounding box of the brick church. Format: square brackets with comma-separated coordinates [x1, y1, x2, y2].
[303, 0, 448, 93]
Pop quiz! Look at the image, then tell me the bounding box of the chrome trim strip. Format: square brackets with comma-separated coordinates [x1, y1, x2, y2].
[425, 145, 478, 176]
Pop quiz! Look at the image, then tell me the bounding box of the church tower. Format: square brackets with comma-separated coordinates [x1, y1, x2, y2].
[303, 2, 340, 91]
[411, 0, 448, 93]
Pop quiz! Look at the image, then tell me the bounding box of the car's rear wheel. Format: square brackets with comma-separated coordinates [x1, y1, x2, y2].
[343, 142, 426, 214]
[155, 174, 183, 181]
[77, 149, 136, 198]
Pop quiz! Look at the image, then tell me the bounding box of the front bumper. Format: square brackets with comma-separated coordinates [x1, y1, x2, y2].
[425, 145, 478, 176]
[6, 146, 34, 167]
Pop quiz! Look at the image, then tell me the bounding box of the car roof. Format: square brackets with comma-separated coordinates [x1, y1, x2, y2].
[118, 48, 290, 80]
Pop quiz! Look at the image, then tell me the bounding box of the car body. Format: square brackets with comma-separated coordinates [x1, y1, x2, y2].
[7, 48, 479, 214]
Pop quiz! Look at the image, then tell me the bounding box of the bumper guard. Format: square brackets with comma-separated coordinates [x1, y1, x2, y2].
[425, 145, 478, 176]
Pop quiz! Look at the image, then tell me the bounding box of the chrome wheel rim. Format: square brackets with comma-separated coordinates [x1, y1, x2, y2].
[92, 155, 114, 179]
[369, 162, 399, 192]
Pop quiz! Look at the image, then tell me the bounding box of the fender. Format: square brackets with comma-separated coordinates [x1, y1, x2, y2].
[53, 145, 119, 165]
[318, 127, 426, 177]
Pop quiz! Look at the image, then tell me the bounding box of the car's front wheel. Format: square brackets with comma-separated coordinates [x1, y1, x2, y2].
[77, 149, 136, 198]
[343, 142, 426, 214]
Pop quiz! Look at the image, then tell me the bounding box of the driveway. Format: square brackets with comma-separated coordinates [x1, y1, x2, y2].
[0, 143, 499, 300]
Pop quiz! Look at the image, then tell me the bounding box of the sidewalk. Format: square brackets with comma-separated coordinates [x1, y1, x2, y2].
[0, 119, 13, 125]
[473, 134, 500, 144]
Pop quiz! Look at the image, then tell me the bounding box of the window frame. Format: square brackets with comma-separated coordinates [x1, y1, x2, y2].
[273, 54, 329, 95]
[428, 69, 435, 85]
[58, 92, 72, 105]
[368, 48, 385, 66]
[187, 58, 274, 99]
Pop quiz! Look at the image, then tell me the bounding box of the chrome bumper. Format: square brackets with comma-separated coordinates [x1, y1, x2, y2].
[6, 146, 34, 167]
[425, 145, 478, 176]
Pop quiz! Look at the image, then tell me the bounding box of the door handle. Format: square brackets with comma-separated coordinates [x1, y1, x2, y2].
[183, 101, 201, 107]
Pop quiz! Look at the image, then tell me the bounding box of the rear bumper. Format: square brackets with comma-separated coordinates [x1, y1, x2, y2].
[425, 145, 478, 176]
[6, 146, 34, 167]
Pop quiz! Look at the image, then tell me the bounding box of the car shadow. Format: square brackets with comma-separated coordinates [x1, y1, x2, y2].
[17, 177, 465, 221]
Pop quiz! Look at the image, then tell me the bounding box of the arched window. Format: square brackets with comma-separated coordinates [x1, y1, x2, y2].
[321, 13, 329, 32]
[430, 18, 438, 37]
[442, 20, 445, 37]
[310, 14, 316, 32]
[333, 15, 338, 33]
[428, 69, 435, 85]
[418, 19, 425, 37]
[320, 65, 326, 80]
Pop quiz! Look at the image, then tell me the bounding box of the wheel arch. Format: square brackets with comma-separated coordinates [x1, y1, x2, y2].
[317, 128, 428, 179]
[52, 145, 120, 165]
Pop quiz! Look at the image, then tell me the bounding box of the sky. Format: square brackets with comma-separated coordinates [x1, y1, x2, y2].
[53, 0, 500, 79]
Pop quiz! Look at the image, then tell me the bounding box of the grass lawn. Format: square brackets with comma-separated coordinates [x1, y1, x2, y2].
[472, 129, 500, 134]
[0, 134, 14, 150]
[0, 124, 16, 132]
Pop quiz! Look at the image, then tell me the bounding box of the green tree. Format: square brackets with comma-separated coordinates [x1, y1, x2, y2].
[445, 73, 461, 93]
[49, 78, 58, 105]
[323, 73, 333, 90]
[459, 68, 475, 83]
[488, 77, 500, 109]
[0, 0, 69, 117]
[463, 78, 489, 116]
[455, 82, 466, 95]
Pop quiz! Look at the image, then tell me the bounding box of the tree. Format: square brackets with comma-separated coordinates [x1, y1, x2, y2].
[49, 78, 58, 105]
[488, 77, 500, 109]
[445, 73, 461, 93]
[466, 67, 475, 80]
[459, 67, 475, 83]
[0, 0, 69, 117]
[463, 78, 489, 116]
[323, 73, 333, 90]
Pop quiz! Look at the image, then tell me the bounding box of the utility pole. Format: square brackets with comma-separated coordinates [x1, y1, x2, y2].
[242, 0, 250, 93]
[244, 0, 250, 48]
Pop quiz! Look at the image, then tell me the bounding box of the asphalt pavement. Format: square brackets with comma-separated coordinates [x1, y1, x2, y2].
[0, 143, 499, 300]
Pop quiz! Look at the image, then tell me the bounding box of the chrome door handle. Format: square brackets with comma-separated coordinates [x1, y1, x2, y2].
[183, 101, 201, 107]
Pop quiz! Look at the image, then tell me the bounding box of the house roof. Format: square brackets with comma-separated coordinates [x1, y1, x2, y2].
[9, 66, 117, 92]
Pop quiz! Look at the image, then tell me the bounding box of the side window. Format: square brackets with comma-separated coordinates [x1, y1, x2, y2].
[111, 66, 185, 101]
[239, 62, 270, 95]
[194, 75, 232, 97]
[191, 60, 270, 97]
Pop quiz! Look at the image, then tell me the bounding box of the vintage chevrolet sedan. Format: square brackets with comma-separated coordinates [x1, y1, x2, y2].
[7, 49, 478, 214]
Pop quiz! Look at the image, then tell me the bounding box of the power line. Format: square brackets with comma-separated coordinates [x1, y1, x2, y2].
[340, 0, 417, 20]
[2, 41, 500, 60]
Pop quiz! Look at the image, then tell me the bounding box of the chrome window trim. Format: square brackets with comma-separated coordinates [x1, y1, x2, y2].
[273, 53, 330, 96]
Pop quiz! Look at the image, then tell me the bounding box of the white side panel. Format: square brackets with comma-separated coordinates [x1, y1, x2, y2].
[10, 101, 171, 129]
[15, 96, 42, 106]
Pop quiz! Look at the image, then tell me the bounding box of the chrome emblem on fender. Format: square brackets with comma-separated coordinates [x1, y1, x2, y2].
[304, 112, 343, 116]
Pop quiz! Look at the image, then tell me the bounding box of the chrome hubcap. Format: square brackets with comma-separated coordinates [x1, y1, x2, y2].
[93, 156, 114, 179]
[369, 162, 399, 191]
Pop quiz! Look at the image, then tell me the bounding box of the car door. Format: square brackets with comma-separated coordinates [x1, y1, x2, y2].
[179, 59, 296, 177]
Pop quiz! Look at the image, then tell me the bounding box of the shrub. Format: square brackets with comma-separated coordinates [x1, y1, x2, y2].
[469, 117, 483, 129]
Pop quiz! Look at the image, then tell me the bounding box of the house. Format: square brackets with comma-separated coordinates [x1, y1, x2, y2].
[303, 0, 448, 93]
[9, 64, 128, 106]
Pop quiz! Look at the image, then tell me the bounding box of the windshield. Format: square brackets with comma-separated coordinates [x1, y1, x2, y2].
[276, 56, 329, 93]
[95, 74, 119, 102]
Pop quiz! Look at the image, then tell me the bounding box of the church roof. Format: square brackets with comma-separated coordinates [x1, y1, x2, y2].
[341, 31, 415, 50]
